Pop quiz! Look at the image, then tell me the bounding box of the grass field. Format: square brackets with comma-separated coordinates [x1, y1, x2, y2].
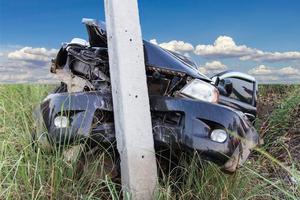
[0, 84, 300, 199]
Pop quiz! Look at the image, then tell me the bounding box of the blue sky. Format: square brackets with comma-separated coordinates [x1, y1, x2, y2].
[0, 0, 300, 83]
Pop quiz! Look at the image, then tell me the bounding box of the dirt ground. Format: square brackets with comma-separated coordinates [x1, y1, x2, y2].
[257, 85, 300, 184]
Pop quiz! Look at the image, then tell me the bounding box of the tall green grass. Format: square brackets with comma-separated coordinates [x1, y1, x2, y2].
[0, 85, 120, 199]
[0, 84, 299, 199]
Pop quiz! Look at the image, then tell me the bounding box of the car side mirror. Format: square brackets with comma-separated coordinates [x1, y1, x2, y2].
[223, 79, 233, 96]
[212, 76, 233, 96]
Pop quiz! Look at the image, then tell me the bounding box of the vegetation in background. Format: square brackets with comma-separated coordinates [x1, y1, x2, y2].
[0, 84, 300, 199]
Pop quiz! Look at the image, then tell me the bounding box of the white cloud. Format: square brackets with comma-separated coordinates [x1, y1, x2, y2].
[198, 60, 227, 75]
[248, 65, 273, 76]
[240, 51, 300, 62]
[194, 36, 300, 62]
[0, 63, 58, 83]
[194, 36, 255, 58]
[248, 65, 300, 83]
[150, 39, 194, 53]
[152, 36, 300, 62]
[149, 39, 158, 45]
[198, 67, 207, 74]
[0, 60, 34, 68]
[0, 46, 58, 83]
[201, 60, 227, 70]
[278, 66, 300, 75]
[1, 70, 34, 83]
[249, 65, 300, 76]
[8, 47, 58, 62]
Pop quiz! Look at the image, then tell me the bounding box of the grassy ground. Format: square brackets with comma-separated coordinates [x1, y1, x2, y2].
[0, 84, 300, 199]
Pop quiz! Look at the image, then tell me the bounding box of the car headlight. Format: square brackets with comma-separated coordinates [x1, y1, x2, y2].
[210, 129, 228, 143]
[180, 79, 219, 103]
[54, 116, 69, 128]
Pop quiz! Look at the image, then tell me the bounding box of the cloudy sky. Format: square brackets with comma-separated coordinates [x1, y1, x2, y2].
[0, 0, 300, 83]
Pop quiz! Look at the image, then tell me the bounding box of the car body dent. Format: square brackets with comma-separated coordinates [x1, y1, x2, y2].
[32, 18, 260, 173]
[34, 90, 259, 171]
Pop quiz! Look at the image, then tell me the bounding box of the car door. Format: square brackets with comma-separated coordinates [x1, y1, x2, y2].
[212, 71, 257, 123]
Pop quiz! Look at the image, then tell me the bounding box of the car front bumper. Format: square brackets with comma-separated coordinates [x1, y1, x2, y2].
[33, 91, 259, 172]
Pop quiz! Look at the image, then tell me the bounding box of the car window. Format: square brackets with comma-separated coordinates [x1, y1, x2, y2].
[225, 78, 254, 105]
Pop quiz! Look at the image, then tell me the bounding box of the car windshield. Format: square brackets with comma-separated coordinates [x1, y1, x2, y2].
[165, 50, 210, 79]
[166, 50, 197, 69]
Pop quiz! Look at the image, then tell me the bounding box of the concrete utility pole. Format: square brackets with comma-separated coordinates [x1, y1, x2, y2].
[104, 0, 158, 199]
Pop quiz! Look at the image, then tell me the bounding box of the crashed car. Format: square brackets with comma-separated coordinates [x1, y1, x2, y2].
[32, 18, 259, 172]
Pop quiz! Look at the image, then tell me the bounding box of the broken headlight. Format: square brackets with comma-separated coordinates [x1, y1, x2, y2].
[180, 79, 219, 103]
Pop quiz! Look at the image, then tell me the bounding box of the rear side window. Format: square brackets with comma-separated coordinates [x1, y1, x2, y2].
[225, 78, 254, 105]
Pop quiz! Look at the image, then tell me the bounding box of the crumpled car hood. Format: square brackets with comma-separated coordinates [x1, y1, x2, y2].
[83, 18, 211, 81]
